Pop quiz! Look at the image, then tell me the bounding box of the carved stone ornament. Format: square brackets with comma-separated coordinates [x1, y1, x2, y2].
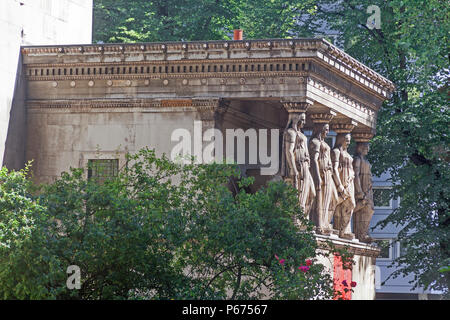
[331, 120, 358, 134]
[352, 141, 374, 243]
[280, 112, 316, 225]
[281, 98, 313, 114]
[308, 118, 338, 235]
[331, 132, 356, 240]
[310, 112, 336, 124]
[352, 132, 374, 143]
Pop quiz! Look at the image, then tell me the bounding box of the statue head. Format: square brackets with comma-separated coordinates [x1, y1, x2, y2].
[335, 133, 351, 149]
[356, 142, 369, 156]
[286, 113, 304, 131]
[297, 112, 307, 129]
[322, 123, 330, 137]
[312, 123, 329, 139]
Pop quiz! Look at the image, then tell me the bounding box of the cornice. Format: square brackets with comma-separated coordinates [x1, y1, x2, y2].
[21, 38, 395, 99]
[307, 77, 376, 118]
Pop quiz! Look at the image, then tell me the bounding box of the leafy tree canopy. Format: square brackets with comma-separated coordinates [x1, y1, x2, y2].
[0, 149, 334, 299]
[93, 0, 318, 42]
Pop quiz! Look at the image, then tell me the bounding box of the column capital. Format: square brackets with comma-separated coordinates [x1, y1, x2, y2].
[331, 119, 358, 133]
[193, 98, 222, 121]
[281, 98, 313, 113]
[352, 132, 374, 143]
[310, 111, 337, 124]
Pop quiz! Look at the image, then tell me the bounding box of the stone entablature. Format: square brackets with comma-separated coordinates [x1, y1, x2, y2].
[21, 39, 394, 98]
[22, 39, 394, 132]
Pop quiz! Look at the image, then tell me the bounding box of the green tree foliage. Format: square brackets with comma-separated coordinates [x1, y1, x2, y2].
[298, 0, 449, 296]
[93, 0, 317, 42]
[0, 165, 61, 299]
[0, 149, 333, 299]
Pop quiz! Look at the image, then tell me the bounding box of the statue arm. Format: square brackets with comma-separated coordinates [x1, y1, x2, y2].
[310, 140, 321, 190]
[304, 136, 311, 165]
[285, 129, 298, 176]
[353, 157, 363, 199]
[331, 149, 345, 193]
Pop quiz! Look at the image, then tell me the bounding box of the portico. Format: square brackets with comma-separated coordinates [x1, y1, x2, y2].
[9, 38, 394, 299]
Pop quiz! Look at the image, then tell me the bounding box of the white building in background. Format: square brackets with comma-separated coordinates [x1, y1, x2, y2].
[370, 172, 442, 299]
[0, 0, 93, 167]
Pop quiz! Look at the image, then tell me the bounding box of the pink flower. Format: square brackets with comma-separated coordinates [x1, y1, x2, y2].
[305, 259, 312, 266]
[298, 265, 309, 272]
[274, 254, 280, 260]
[351, 281, 357, 287]
[279, 259, 285, 265]
[342, 280, 348, 287]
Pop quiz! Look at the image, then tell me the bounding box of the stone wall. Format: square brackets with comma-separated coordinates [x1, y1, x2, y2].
[26, 108, 200, 184]
[0, 0, 92, 167]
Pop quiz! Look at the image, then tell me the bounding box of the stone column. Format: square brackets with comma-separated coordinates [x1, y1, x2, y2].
[352, 131, 375, 243]
[280, 99, 316, 223]
[280, 98, 312, 185]
[308, 111, 337, 234]
[330, 120, 357, 239]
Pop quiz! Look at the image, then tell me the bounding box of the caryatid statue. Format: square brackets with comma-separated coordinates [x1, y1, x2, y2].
[308, 113, 338, 234]
[352, 133, 375, 243]
[331, 122, 357, 240]
[280, 102, 315, 223]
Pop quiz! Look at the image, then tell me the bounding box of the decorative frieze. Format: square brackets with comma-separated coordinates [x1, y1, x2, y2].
[25, 59, 311, 82]
[26, 98, 220, 111]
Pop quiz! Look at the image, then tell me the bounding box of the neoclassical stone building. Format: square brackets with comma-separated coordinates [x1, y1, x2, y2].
[5, 38, 394, 299]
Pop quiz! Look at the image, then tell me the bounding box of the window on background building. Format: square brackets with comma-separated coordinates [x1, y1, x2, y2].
[397, 239, 410, 258]
[373, 188, 393, 208]
[87, 159, 119, 183]
[373, 239, 393, 260]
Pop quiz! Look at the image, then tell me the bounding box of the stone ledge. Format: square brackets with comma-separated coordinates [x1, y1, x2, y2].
[315, 234, 381, 258]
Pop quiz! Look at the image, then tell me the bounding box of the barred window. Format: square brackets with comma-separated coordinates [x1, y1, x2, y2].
[87, 159, 118, 183]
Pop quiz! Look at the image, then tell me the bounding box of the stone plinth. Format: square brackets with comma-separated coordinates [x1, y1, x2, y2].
[315, 234, 380, 300]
